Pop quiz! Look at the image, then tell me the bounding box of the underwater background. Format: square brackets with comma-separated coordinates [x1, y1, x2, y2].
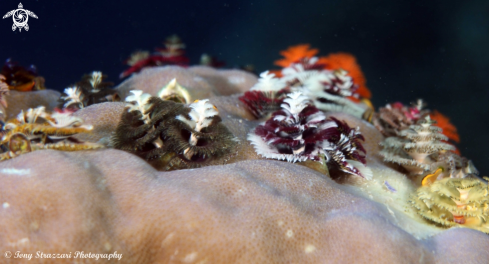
[1, 0, 489, 175]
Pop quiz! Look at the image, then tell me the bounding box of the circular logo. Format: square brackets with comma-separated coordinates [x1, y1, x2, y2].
[4, 251, 12, 258]
[13, 10, 28, 27]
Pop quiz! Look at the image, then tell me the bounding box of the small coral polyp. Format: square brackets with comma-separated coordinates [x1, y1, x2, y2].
[157, 78, 191, 104]
[2, 106, 93, 144]
[240, 59, 372, 121]
[239, 71, 289, 119]
[373, 99, 484, 234]
[111, 90, 237, 171]
[239, 44, 376, 121]
[380, 116, 455, 175]
[0, 106, 103, 160]
[172, 105, 237, 161]
[125, 50, 150, 66]
[268, 44, 374, 119]
[321, 117, 370, 178]
[281, 58, 370, 118]
[411, 177, 489, 234]
[120, 35, 190, 79]
[248, 92, 370, 178]
[58, 71, 120, 111]
[372, 100, 428, 138]
[248, 91, 331, 162]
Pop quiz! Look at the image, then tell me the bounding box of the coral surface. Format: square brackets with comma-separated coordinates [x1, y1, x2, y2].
[1, 66, 488, 264]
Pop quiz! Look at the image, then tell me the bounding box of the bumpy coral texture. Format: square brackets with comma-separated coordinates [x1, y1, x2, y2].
[1, 67, 489, 264]
[188, 66, 258, 95]
[116, 66, 218, 101]
[72, 102, 126, 144]
[117, 65, 255, 101]
[2, 150, 489, 264]
[5, 90, 60, 120]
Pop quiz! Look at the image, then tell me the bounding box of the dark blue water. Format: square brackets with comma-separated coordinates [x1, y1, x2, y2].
[1, 0, 489, 175]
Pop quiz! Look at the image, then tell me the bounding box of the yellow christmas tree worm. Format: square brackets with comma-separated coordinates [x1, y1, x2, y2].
[410, 177, 489, 234]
